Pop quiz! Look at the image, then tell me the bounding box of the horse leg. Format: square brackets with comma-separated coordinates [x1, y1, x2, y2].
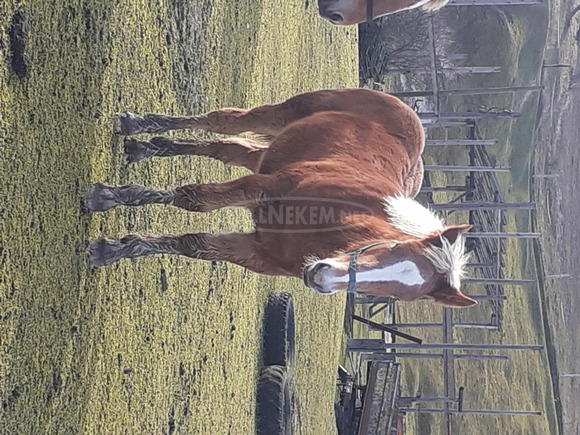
[124, 136, 268, 172]
[90, 232, 273, 273]
[114, 90, 357, 137]
[87, 174, 281, 213]
[114, 103, 296, 137]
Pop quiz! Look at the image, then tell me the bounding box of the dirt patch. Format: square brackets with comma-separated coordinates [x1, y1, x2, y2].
[8, 9, 29, 77]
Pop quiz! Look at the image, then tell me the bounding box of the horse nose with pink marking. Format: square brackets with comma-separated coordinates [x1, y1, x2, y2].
[303, 262, 332, 294]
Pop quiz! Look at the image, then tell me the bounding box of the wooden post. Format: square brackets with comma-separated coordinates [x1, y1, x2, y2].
[346, 339, 544, 352]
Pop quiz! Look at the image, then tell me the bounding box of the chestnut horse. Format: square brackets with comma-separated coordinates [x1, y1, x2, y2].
[87, 88, 475, 307]
[318, 0, 449, 25]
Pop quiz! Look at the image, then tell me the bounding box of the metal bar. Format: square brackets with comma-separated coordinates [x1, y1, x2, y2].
[466, 262, 495, 268]
[464, 232, 541, 238]
[368, 302, 391, 318]
[442, 308, 454, 435]
[425, 165, 511, 172]
[426, 139, 498, 146]
[431, 202, 536, 211]
[399, 408, 542, 416]
[420, 111, 521, 121]
[352, 314, 423, 344]
[468, 295, 507, 301]
[422, 121, 470, 128]
[427, 15, 439, 115]
[389, 353, 508, 361]
[449, 0, 542, 5]
[463, 278, 535, 285]
[440, 66, 501, 73]
[454, 354, 508, 360]
[347, 339, 544, 352]
[400, 396, 459, 404]
[421, 186, 468, 193]
[393, 85, 543, 98]
[387, 322, 498, 329]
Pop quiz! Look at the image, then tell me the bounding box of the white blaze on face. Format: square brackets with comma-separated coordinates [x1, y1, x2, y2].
[333, 260, 425, 287]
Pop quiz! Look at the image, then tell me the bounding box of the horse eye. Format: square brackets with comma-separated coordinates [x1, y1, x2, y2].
[390, 243, 400, 249]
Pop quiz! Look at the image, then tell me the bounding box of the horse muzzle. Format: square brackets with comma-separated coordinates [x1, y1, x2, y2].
[303, 263, 333, 294]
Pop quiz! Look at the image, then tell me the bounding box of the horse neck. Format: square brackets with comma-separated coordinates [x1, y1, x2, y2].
[340, 214, 418, 252]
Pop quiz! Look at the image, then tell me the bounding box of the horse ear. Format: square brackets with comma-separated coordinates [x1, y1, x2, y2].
[431, 285, 477, 308]
[430, 225, 472, 247]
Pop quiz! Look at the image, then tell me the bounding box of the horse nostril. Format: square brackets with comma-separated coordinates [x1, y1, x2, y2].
[328, 12, 343, 23]
[312, 262, 329, 274]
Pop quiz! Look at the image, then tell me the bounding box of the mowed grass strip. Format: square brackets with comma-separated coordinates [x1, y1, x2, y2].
[0, 1, 357, 433]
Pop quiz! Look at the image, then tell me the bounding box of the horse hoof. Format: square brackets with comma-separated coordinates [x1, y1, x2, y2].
[123, 138, 155, 164]
[113, 112, 144, 136]
[86, 183, 119, 212]
[90, 238, 121, 267]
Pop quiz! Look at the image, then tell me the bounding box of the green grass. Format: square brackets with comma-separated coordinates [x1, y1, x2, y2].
[0, 1, 357, 433]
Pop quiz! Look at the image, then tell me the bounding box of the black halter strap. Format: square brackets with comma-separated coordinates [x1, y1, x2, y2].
[367, 0, 378, 29]
[346, 241, 390, 294]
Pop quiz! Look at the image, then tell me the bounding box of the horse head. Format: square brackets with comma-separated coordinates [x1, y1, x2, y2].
[318, 0, 449, 26]
[302, 225, 476, 307]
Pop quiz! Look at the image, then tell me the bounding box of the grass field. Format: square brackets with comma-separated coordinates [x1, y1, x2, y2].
[0, 1, 358, 433]
[1, 1, 564, 434]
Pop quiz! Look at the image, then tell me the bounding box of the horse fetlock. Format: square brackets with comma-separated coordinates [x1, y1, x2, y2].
[86, 183, 120, 212]
[89, 237, 127, 267]
[113, 112, 169, 136]
[87, 183, 175, 211]
[113, 112, 143, 135]
[123, 138, 157, 164]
